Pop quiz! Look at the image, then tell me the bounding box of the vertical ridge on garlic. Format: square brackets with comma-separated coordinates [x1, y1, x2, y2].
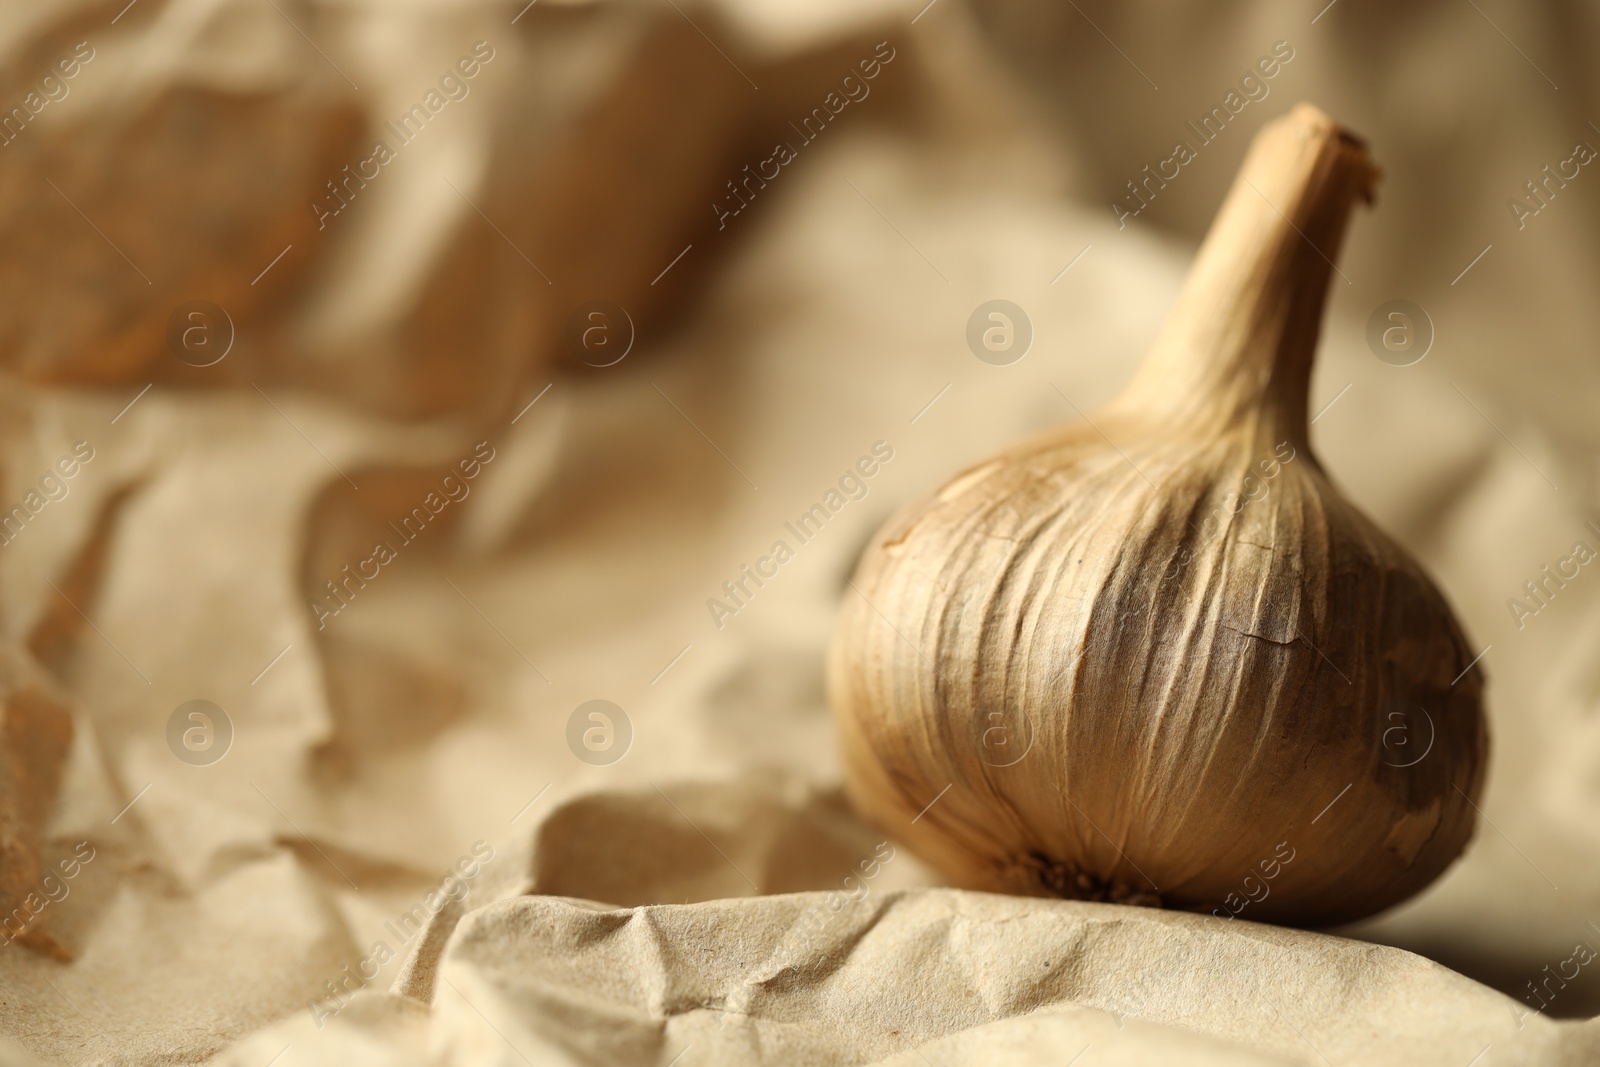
[828, 104, 1488, 926]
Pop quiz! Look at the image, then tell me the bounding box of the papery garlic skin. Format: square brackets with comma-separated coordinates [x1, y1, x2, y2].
[827, 105, 1487, 928]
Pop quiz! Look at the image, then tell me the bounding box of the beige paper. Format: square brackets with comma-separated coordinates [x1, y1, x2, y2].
[1, 2, 1598, 1064]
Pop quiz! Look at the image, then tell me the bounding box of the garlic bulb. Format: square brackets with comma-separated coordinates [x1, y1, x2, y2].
[828, 105, 1487, 927]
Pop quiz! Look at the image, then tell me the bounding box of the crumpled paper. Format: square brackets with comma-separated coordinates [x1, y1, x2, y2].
[2, 0, 1600, 1064]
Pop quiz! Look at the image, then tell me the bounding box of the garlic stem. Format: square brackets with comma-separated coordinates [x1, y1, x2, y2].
[1113, 103, 1380, 450]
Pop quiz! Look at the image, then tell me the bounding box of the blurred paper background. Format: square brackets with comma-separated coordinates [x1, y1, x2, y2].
[0, 0, 1598, 1063]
